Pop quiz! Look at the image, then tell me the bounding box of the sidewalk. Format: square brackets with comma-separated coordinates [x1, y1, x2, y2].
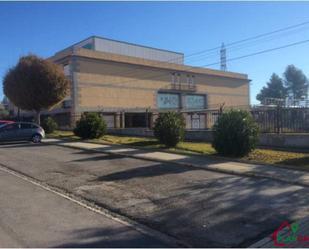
[44, 138, 309, 187]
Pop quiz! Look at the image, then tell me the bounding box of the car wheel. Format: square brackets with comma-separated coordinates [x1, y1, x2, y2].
[32, 134, 42, 143]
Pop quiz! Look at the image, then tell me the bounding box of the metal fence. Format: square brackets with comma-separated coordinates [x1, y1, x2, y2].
[251, 107, 309, 133]
[200, 106, 309, 133]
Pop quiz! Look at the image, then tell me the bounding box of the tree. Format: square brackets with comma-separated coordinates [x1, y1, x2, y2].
[284, 65, 308, 99]
[3, 55, 69, 124]
[153, 111, 185, 147]
[256, 73, 287, 103]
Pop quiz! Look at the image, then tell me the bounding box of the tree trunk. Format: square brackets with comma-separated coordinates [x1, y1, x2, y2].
[35, 111, 41, 125]
[17, 108, 20, 122]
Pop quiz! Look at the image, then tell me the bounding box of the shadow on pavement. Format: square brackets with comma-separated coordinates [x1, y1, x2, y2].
[0, 141, 44, 148]
[52, 226, 173, 248]
[96, 163, 199, 181]
[72, 154, 126, 162]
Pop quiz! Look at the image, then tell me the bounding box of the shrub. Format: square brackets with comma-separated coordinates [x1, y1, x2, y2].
[74, 113, 107, 139]
[154, 111, 185, 147]
[212, 109, 259, 157]
[0, 109, 9, 120]
[41, 117, 58, 134]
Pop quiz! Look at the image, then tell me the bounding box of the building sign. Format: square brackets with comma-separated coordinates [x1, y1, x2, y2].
[185, 95, 205, 109]
[157, 93, 180, 109]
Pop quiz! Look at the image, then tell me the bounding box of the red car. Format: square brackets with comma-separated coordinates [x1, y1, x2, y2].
[0, 120, 14, 127]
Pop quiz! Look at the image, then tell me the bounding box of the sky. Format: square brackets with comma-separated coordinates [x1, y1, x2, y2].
[1, 1, 309, 104]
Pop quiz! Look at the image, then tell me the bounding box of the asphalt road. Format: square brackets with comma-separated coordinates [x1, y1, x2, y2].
[0, 142, 308, 247]
[0, 162, 172, 247]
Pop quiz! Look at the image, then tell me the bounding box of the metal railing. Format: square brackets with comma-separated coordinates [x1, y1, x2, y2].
[251, 106, 309, 133]
[192, 106, 309, 133]
[171, 83, 196, 91]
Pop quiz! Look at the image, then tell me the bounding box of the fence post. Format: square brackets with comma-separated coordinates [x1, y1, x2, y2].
[276, 105, 281, 134]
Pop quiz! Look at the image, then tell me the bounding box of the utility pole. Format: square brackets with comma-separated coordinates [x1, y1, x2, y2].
[220, 43, 227, 71]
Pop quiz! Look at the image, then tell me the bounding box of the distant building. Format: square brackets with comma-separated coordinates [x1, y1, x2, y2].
[9, 36, 250, 129]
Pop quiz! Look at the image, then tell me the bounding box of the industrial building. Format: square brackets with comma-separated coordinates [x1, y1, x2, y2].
[10, 36, 250, 129]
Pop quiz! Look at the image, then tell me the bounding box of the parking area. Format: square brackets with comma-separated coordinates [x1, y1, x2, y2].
[0, 142, 308, 247]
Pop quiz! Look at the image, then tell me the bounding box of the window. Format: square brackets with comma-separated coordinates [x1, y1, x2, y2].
[177, 73, 181, 87]
[157, 93, 180, 109]
[187, 75, 195, 89]
[3, 123, 20, 131]
[185, 95, 205, 109]
[171, 73, 176, 88]
[20, 123, 35, 129]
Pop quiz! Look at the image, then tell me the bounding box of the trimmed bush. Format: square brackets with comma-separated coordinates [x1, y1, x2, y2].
[41, 117, 58, 134]
[0, 109, 9, 120]
[154, 111, 185, 147]
[74, 112, 107, 139]
[212, 109, 259, 157]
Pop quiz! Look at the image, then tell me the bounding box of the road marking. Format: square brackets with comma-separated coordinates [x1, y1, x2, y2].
[0, 163, 190, 248]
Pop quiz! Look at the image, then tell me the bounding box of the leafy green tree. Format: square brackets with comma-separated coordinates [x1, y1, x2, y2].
[74, 113, 107, 139]
[212, 110, 259, 157]
[154, 111, 185, 147]
[284, 65, 308, 99]
[256, 73, 287, 103]
[3, 55, 69, 124]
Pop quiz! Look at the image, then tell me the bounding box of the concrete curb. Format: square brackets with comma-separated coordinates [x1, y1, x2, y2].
[46, 136, 309, 174]
[0, 162, 191, 248]
[45, 140, 309, 188]
[48, 136, 309, 174]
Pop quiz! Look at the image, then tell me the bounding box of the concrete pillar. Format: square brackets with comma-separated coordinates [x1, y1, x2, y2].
[114, 112, 121, 128]
[121, 112, 125, 128]
[182, 112, 189, 129]
[150, 112, 159, 129]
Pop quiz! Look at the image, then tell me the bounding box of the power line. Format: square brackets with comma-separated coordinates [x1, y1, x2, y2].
[185, 25, 309, 64]
[185, 20, 309, 62]
[202, 38, 309, 67]
[89, 20, 309, 82]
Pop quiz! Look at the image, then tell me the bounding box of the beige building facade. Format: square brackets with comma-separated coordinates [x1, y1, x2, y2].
[45, 36, 250, 129]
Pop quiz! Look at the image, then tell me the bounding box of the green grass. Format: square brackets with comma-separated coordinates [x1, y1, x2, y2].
[47, 130, 79, 139]
[243, 149, 309, 169]
[48, 130, 309, 170]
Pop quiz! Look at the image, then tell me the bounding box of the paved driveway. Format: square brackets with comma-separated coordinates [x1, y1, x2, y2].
[0, 142, 308, 247]
[0, 167, 171, 247]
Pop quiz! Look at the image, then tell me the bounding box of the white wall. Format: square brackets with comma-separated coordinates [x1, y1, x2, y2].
[94, 37, 184, 64]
